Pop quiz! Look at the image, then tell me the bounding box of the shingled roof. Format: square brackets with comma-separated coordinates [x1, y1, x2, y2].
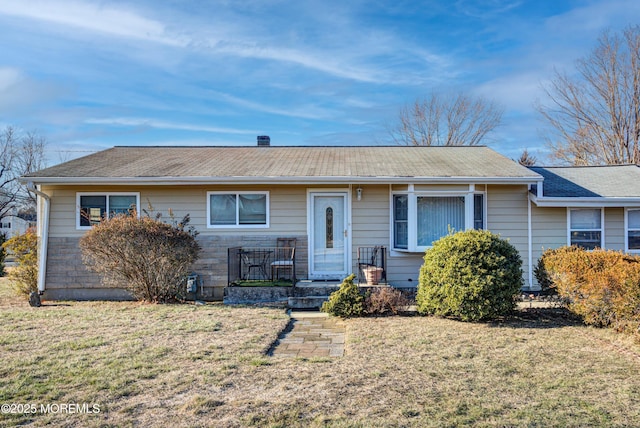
[530, 165, 640, 198]
[24, 146, 541, 184]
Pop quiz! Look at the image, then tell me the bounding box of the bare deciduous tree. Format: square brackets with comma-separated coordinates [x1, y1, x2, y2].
[388, 92, 504, 146]
[538, 25, 640, 165]
[0, 126, 47, 220]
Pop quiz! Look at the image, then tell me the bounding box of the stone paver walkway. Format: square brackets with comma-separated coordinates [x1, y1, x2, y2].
[270, 311, 346, 358]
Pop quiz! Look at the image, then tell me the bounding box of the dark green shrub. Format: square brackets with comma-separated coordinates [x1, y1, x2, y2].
[321, 274, 364, 318]
[417, 229, 523, 321]
[365, 287, 410, 316]
[80, 213, 200, 303]
[2, 228, 37, 297]
[544, 247, 640, 335]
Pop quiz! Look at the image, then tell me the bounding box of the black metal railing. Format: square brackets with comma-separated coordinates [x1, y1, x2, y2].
[228, 246, 296, 286]
[357, 246, 387, 285]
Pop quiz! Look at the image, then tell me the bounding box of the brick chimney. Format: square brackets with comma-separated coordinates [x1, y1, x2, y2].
[257, 135, 270, 146]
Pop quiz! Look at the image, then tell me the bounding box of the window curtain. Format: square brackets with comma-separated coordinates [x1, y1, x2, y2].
[238, 194, 266, 224]
[571, 209, 601, 229]
[628, 210, 640, 229]
[570, 209, 601, 249]
[417, 196, 465, 246]
[210, 194, 236, 225]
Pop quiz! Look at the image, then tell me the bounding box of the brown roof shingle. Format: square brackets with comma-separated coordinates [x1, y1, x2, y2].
[25, 146, 541, 184]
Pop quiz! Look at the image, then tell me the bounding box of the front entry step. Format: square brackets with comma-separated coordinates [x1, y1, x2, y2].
[223, 282, 340, 307]
[287, 295, 330, 309]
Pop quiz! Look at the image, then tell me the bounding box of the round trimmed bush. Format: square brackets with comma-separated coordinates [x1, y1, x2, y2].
[417, 229, 523, 321]
[321, 274, 364, 318]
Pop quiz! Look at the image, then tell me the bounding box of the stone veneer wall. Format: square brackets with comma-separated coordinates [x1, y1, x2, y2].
[43, 235, 308, 301]
[192, 235, 308, 300]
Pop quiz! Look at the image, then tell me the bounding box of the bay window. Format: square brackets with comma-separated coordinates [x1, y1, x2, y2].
[568, 208, 602, 249]
[208, 191, 269, 228]
[393, 191, 485, 251]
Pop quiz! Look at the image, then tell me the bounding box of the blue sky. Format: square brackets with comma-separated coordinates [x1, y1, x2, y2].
[1, 0, 640, 165]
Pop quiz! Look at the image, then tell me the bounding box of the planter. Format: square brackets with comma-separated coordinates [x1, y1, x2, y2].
[363, 266, 383, 285]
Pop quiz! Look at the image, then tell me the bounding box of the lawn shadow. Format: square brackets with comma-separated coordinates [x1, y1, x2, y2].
[488, 307, 584, 330]
[265, 317, 296, 356]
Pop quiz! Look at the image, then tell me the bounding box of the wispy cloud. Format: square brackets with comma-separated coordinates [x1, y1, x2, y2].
[0, 0, 450, 85]
[455, 0, 523, 19]
[545, 0, 640, 35]
[209, 41, 387, 84]
[0, 67, 21, 91]
[213, 92, 336, 120]
[85, 117, 258, 135]
[0, 0, 186, 46]
[0, 67, 67, 115]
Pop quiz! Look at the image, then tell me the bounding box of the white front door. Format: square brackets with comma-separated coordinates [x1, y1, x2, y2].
[309, 192, 349, 279]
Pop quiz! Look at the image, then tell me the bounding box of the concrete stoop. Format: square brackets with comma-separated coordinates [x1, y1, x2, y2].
[224, 283, 340, 309]
[287, 295, 329, 309]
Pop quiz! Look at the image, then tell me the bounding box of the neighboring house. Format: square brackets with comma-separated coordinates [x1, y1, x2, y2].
[529, 165, 640, 262]
[0, 212, 36, 237]
[20, 143, 640, 301]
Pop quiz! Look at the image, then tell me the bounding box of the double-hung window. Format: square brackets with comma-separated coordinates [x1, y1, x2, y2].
[626, 209, 640, 252]
[568, 208, 602, 249]
[393, 195, 409, 249]
[77, 193, 139, 229]
[208, 191, 269, 228]
[393, 191, 485, 252]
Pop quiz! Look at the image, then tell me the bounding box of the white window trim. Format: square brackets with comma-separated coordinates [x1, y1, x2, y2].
[390, 185, 485, 253]
[567, 207, 604, 249]
[625, 208, 640, 253]
[207, 191, 270, 229]
[76, 192, 141, 230]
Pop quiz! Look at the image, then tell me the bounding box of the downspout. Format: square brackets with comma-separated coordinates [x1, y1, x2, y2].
[26, 182, 50, 294]
[527, 187, 533, 291]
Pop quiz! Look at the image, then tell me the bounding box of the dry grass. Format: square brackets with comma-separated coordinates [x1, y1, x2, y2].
[1, 278, 640, 427]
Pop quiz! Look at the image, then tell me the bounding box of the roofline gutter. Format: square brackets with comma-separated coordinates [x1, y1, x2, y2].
[22, 175, 543, 186]
[26, 182, 50, 294]
[530, 193, 640, 207]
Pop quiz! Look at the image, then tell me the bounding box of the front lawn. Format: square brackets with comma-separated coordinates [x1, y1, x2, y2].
[1, 278, 640, 427]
